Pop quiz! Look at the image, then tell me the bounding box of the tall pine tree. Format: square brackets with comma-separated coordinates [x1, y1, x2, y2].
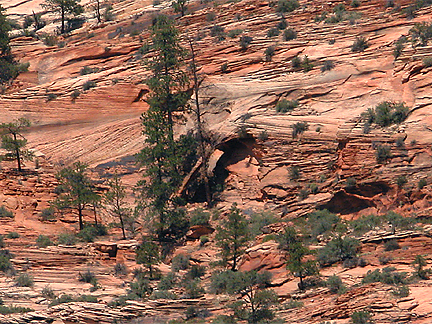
[136, 15, 195, 247]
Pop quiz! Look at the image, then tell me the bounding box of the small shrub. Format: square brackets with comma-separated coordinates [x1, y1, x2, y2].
[309, 183, 319, 194]
[292, 121, 309, 138]
[291, 56, 301, 68]
[395, 175, 407, 188]
[277, 18, 287, 30]
[362, 267, 407, 285]
[210, 25, 225, 41]
[228, 29, 243, 38]
[351, 0, 360, 7]
[393, 43, 404, 59]
[283, 299, 303, 309]
[42, 285, 56, 299]
[57, 233, 77, 246]
[221, 62, 228, 73]
[409, 22, 432, 47]
[423, 57, 432, 67]
[308, 209, 340, 238]
[385, 0, 395, 7]
[276, 99, 298, 112]
[206, 12, 216, 21]
[240, 35, 253, 50]
[172, 254, 190, 272]
[80, 66, 99, 75]
[114, 263, 128, 277]
[49, 294, 74, 306]
[351, 36, 369, 52]
[298, 188, 309, 200]
[345, 177, 356, 189]
[79, 270, 97, 284]
[0, 305, 33, 314]
[379, 255, 393, 265]
[321, 60, 334, 72]
[267, 27, 280, 38]
[158, 272, 177, 290]
[71, 89, 80, 100]
[0, 250, 14, 273]
[43, 34, 58, 46]
[418, 179, 427, 189]
[384, 239, 400, 251]
[392, 285, 410, 297]
[283, 28, 297, 41]
[375, 145, 392, 163]
[6, 232, 19, 239]
[77, 224, 108, 242]
[190, 208, 211, 226]
[350, 310, 374, 324]
[183, 279, 205, 298]
[317, 236, 360, 266]
[265, 45, 276, 61]
[40, 207, 56, 221]
[150, 290, 178, 300]
[258, 130, 269, 141]
[289, 166, 301, 180]
[36, 235, 53, 248]
[363, 101, 410, 127]
[82, 81, 97, 91]
[0, 206, 13, 218]
[249, 211, 278, 237]
[46, 93, 57, 101]
[301, 55, 313, 72]
[395, 137, 405, 148]
[277, 0, 299, 12]
[326, 275, 346, 294]
[185, 265, 206, 280]
[15, 273, 34, 287]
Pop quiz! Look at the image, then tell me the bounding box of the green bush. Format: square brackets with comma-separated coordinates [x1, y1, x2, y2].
[183, 279, 205, 298]
[129, 275, 152, 298]
[392, 285, 410, 297]
[210, 25, 225, 41]
[190, 208, 211, 226]
[308, 209, 340, 239]
[351, 214, 382, 235]
[82, 80, 97, 91]
[363, 101, 410, 127]
[80, 66, 99, 75]
[317, 236, 360, 266]
[283, 299, 303, 309]
[396, 175, 407, 188]
[292, 121, 309, 138]
[350, 310, 374, 324]
[58, 233, 77, 246]
[375, 144, 392, 164]
[267, 27, 280, 38]
[276, 99, 298, 112]
[276, 0, 299, 12]
[42, 285, 56, 299]
[289, 165, 301, 180]
[6, 232, 19, 239]
[283, 28, 297, 41]
[301, 55, 313, 72]
[78, 269, 98, 286]
[423, 57, 432, 67]
[362, 267, 407, 285]
[158, 272, 177, 290]
[0, 250, 14, 273]
[172, 254, 190, 272]
[15, 273, 34, 287]
[0, 305, 33, 314]
[228, 29, 243, 38]
[409, 22, 432, 46]
[321, 60, 334, 72]
[264, 45, 276, 61]
[418, 179, 427, 189]
[379, 255, 393, 265]
[36, 235, 53, 248]
[150, 290, 178, 300]
[384, 211, 414, 232]
[0, 206, 13, 218]
[326, 275, 346, 294]
[384, 239, 400, 251]
[40, 207, 56, 221]
[77, 224, 108, 242]
[291, 56, 301, 68]
[351, 36, 369, 52]
[240, 35, 253, 50]
[277, 18, 287, 30]
[114, 263, 128, 277]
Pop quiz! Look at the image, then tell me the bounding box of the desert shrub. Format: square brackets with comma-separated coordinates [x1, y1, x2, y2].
[0, 206, 13, 219]
[317, 236, 360, 266]
[384, 211, 414, 232]
[345, 177, 356, 189]
[309, 183, 319, 194]
[46, 93, 57, 101]
[423, 57, 432, 67]
[0, 250, 14, 273]
[343, 256, 367, 268]
[351, 0, 360, 7]
[172, 254, 190, 272]
[321, 60, 334, 72]
[258, 130, 269, 141]
[42, 285, 56, 299]
[0, 305, 33, 314]
[228, 29, 243, 38]
[77, 224, 107, 242]
[264, 45, 276, 61]
[249, 211, 278, 237]
[240, 35, 253, 50]
[308, 209, 340, 239]
[395, 137, 405, 148]
[276, 0, 299, 12]
[298, 188, 309, 200]
[289, 165, 301, 180]
[291, 55, 301, 68]
[351, 36, 369, 52]
[79, 269, 97, 284]
[80, 66, 99, 75]
[267, 27, 280, 38]
[43, 34, 58, 46]
[392, 285, 410, 297]
[36, 235, 53, 248]
[362, 267, 407, 285]
[363, 101, 410, 127]
[206, 12, 216, 21]
[0, 236, 4, 249]
[283, 28, 297, 41]
[210, 25, 225, 41]
[82, 80, 97, 91]
[326, 275, 346, 294]
[375, 145, 392, 163]
[221, 62, 228, 72]
[15, 273, 34, 287]
[418, 179, 427, 189]
[150, 290, 178, 300]
[411, 254, 431, 279]
[393, 43, 404, 59]
[292, 121, 309, 138]
[158, 272, 177, 290]
[183, 279, 205, 298]
[395, 175, 407, 188]
[40, 207, 56, 221]
[6, 232, 19, 239]
[57, 233, 77, 246]
[379, 255, 393, 265]
[276, 99, 298, 112]
[384, 239, 400, 251]
[49, 294, 74, 306]
[409, 22, 432, 46]
[350, 310, 374, 324]
[283, 299, 303, 309]
[277, 18, 287, 30]
[190, 208, 211, 226]
[114, 263, 128, 276]
[301, 55, 313, 72]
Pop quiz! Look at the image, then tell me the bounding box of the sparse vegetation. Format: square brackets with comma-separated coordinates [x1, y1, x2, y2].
[321, 60, 335, 72]
[317, 236, 359, 266]
[292, 121, 309, 138]
[350, 310, 374, 324]
[6, 232, 19, 239]
[267, 28, 280, 38]
[80, 66, 99, 75]
[326, 275, 346, 294]
[289, 165, 301, 180]
[363, 101, 409, 127]
[276, 0, 299, 12]
[276, 99, 298, 113]
[0, 206, 13, 218]
[58, 233, 77, 246]
[15, 273, 34, 287]
[351, 36, 369, 52]
[82, 80, 97, 91]
[240, 35, 253, 50]
[36, 235, 53, 248]
[283, 28, 297, 41]
[375, 144, 392, 164]
[264, 45, 276, 61]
